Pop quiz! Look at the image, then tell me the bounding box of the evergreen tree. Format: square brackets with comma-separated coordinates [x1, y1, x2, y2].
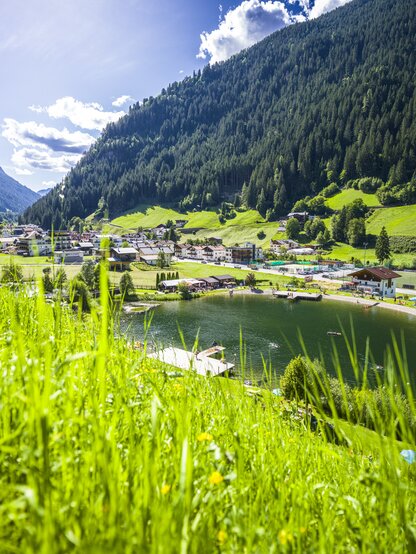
[70, 278, 90, 312]
[157, 251, 167, 268]
[42, 267, 54, 293]
[120, 272, 135, 297]
[256, 189, 267, 217]
[375, 226, 391, 264]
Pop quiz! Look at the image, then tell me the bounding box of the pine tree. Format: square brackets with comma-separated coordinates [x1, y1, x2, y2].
[120, 272, 135, 297]
[375, 226, 391, 264]
[256, 189, 267, 217]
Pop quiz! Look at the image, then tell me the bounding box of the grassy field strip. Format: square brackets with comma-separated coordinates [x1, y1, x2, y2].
[327, 244, 416, 266]
[366, 204, 416, 236]
[325, 189, 381, 210]
[110, 205, 267, 233]
[194, 223, 279, 247]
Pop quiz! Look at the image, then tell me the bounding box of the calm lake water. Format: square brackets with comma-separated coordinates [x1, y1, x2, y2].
[120, 294, 416, 384]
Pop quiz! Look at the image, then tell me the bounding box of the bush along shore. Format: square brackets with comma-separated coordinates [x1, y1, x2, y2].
[0, 269, 416, 552]
[280, 355, 416, 441]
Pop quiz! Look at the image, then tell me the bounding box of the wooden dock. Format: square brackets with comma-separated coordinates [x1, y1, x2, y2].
[273, 291, 322, 301]
[148, 347, 234, 376]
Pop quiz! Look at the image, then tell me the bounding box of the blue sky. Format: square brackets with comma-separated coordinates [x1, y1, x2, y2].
[0, 0, 350, 191]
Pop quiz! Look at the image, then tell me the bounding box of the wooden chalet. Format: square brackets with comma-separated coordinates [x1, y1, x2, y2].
[349, 267, 401, 298]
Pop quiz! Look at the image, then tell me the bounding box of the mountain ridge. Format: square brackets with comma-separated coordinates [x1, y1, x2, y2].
[22, 0, 416, 228]
[0, 167, 39, 214]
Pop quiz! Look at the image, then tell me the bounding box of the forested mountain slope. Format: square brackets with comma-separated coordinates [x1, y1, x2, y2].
[0, 167, 39, 213]
[22, 0, 416, 228]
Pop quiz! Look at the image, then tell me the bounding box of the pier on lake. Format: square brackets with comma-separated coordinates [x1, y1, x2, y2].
[148, 346, 234, 376]
[273, 291, 322, 301]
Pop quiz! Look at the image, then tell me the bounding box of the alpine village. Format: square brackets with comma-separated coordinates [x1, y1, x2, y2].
[1, 0, 416, 551]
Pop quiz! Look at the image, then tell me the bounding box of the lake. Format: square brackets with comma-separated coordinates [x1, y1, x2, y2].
[120, 294, 416, 384]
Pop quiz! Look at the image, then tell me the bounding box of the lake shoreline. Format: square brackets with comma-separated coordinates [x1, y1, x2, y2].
[228, 287, 416, 317]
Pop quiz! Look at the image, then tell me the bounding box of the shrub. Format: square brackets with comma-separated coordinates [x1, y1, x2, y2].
[280, 356, 313, 403]
[70, 278, 91, 311]
[320, 377, 354, 420]
[321, 183, 339, 198]
[245, 272, 256, 288]
[1, 261, 23, 284]
[177, 282, 192, 299]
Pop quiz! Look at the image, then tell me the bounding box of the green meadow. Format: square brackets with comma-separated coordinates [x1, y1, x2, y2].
[325, 189, 381, 210]
[366, 204, 416, 236]
[109, 205, 270, 236]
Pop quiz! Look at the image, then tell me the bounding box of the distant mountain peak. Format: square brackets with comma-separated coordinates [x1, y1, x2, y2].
[0, 167, 40, 213]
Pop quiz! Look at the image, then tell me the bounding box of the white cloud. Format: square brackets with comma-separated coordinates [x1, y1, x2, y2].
[28, 104, 44, 114]
[2, 118, 94, 174]
[11, 147, 82, 173]
[308, 0, 352, 19]
[30, 96, 125, 131]
[14, 167, 33, 176]
[198, 0, 354, 62]
[198, 1, 292, 63]
[112, 95, 135, 108]
[2, 118, 95, 153]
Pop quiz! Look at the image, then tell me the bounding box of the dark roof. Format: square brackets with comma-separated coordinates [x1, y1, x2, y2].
[200, 277, 219, 284]
[350, 267, 401, 280]
[211, 274, 236, 282]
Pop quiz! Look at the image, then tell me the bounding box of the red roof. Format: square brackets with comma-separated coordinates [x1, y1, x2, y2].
[349, 267, 401, 280]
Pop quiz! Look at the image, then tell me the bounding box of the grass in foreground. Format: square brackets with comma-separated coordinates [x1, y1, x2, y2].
[0, 282, 416, 552]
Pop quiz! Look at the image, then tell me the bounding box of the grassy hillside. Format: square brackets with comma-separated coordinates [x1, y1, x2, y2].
[194, 223, 279, 247]
[325, 189, 381, 210]
[366, 204, 416, 236]
[1, 286, 416, 551]
[325, 245, 416, 267]
[111, 205, 185, 230]
[110, 206, 266, 233]
[108, 205, 276, 246]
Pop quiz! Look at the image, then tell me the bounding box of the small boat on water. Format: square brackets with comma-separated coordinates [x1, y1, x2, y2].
[327, 331, 342, 336]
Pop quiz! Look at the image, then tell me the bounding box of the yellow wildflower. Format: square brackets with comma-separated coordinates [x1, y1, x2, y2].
[278, 529, 294, 545]
[217, 530, 228, 545]
[299, 527, 307, 534]
[161, 484, 171, 495]
[209, 471, 224, 485]
[197, 432, 213, 442]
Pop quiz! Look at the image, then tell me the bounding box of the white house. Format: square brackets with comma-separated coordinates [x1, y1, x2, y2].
[202, 245, 226, 261]
[349, 267, 401, 298]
